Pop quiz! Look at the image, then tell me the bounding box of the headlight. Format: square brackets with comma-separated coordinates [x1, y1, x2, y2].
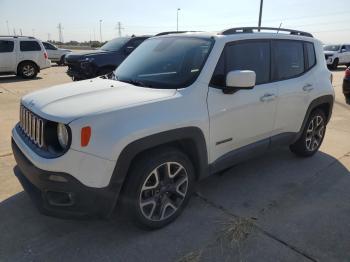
[57, 123, 69, 149]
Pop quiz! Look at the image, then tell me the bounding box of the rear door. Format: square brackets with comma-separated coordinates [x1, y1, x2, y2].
[272, 40, 316, 138]
[0, 39, 16, 72]
[19, 40, 45, 68]
[208, 40, 278, 163]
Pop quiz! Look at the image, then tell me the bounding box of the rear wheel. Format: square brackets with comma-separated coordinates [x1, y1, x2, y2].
[290, 109, 326, 157]
[19, 62, 38, 79]
[122, 147, 195, 229]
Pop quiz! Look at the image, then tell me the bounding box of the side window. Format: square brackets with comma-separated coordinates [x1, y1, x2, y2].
[346, 45, 350, 52]
[305, 42, 316, 69]
[272, 40, 304, 81]
[128, 38, 145, 48]
[0, 40, 14, 53]
[20, 41, 41, 51]
[210, 41, 270, 87]
[43, 42, 55, 50]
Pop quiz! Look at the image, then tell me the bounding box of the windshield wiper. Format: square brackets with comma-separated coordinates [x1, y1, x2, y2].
[117, 78, 152, 88]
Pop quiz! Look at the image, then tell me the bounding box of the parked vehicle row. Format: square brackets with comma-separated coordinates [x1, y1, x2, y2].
[12, 27, 334, 229]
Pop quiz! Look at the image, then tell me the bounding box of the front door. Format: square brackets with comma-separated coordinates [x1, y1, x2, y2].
[208, 40, 278, 165]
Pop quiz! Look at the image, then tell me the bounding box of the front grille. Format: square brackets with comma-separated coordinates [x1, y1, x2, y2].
[19, 105, 44, 148]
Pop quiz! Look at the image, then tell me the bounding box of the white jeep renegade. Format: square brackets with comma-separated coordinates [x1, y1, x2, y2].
[12, 27, 334, 229]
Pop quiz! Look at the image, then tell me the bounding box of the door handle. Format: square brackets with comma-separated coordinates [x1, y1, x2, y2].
[303, 84, 314, 92]
[260, 93, 276, 102]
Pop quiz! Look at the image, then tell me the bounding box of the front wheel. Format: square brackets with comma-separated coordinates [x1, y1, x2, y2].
[331, 58, 339, 70]
[122, 147, 195, 229]
[290, 109, 326, 157]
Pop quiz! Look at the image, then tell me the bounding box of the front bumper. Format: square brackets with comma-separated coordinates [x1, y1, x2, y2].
[66, 62, 95, 80]
[12, 139, 118, 218]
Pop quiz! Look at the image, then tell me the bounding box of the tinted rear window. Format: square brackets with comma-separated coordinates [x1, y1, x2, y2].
[20, 41, 41, 51]
[305, 42, 316, 69]
[0, 40, 14, 52]
[272, 40, 304, 81]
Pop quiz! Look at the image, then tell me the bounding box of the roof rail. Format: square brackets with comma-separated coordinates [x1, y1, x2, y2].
[155, 31, 201, 36]
[0, 35, 36, 39]
[219, 27, 313, 37]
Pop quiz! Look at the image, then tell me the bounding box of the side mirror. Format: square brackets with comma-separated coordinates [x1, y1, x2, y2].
[125, 46, 135, 54]
[224, 70, 256, 94]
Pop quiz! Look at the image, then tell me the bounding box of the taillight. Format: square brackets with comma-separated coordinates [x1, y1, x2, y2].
[345, 68, 350, 78]
[44, 52, 48, 60]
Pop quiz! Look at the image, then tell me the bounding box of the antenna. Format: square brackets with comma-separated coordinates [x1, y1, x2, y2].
[277, 22, 282, 33]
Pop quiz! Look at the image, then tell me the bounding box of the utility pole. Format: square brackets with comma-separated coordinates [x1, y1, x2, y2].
[116, 22, 124, 37]
[176, 8, 181, 31]
[57, 23, 63, 43]
[6, 20, 10, 35]
[20, 28, 23, 36]
[258, 0, 263, 31]
[99, 19, 102, 42]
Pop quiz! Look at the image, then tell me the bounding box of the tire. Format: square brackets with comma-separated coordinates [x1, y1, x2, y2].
[57, 55, 65, 66]
[121, 147, 195, 229]
[290, 109, 327, 157]
[18, 62, 38, 79]
[331, 58, 339, 70]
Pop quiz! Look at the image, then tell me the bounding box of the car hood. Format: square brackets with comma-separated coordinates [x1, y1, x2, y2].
[65, 49, 118, 62]
[21, 78, 177, 123]
[324, 51, 337, 55]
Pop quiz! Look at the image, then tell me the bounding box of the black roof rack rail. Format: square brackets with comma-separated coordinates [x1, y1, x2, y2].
[155, 31, 201, 36]
[219, 27, 313, 38]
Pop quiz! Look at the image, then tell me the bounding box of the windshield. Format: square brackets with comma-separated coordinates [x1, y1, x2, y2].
[114, 37, 214, 89]
[100, 37, 130, 51]
[324, 45, 340, 51]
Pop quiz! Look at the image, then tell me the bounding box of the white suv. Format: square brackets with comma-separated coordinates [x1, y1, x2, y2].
[12, 27, 334, 228]
[324, 44, 350, 69]
[0, 36, 50, 78]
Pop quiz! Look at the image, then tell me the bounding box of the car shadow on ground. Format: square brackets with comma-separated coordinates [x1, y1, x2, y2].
[1, 148, 350, 261]
[0, 76, 43, 83]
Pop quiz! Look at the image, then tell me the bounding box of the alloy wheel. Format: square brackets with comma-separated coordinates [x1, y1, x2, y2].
[22, 65, 35, 77]
[305, 115, 325, 151]
[139, 162, 189, 221]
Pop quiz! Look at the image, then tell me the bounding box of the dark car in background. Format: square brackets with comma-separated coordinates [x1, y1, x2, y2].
[65, 35, 150, 80]
[343, 67, 350, 104]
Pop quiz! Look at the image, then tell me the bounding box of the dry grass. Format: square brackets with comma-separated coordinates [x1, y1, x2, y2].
[176, 250, 202, 262]
[217, 217, 255, 247]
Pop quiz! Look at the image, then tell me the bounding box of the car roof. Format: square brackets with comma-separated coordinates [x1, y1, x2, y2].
[153, 27, 317, 43]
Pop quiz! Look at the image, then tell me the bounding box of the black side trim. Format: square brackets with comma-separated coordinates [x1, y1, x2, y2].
[209, 138, 269, 174]
[108, 127, 209, 206]
[293, 95, 334, 142]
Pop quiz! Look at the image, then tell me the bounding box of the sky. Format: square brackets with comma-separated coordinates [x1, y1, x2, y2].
[0, 0, 349, 44]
